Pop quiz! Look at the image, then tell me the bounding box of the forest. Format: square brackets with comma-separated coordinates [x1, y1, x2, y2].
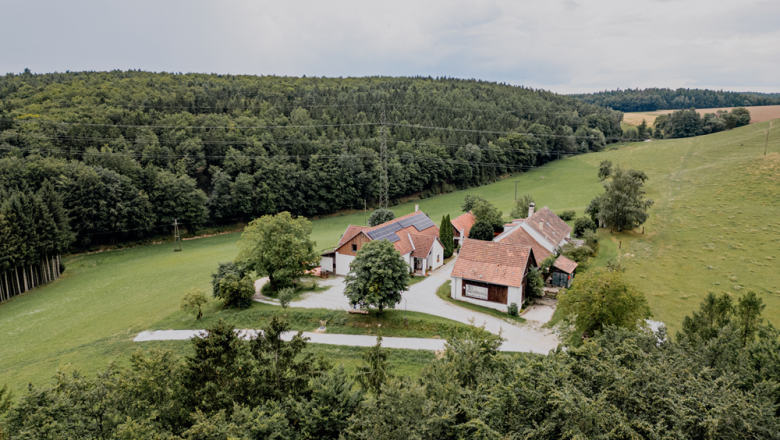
[0, 71, 623, 299]
[572, 87, 779, 112]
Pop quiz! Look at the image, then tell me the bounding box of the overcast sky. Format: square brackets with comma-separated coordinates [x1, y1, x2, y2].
[2, 0, 778, 94]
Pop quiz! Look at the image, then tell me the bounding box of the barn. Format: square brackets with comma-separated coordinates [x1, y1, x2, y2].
[450, 238, 536, 312]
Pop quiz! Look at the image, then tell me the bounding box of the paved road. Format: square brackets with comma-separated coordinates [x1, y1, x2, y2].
[254, 259, 560, 354]
[135, 329, 448, 351]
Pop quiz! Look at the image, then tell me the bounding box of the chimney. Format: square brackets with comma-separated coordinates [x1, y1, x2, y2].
[528, 202, 535, 218]
[415, 204, 419, 212]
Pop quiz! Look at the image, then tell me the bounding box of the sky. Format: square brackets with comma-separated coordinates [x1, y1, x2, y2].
[2, 0, 778, 94]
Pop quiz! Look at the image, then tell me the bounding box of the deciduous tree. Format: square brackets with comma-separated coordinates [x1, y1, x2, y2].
[558, 268, 651, 341]
[236, 212, 318, 291]
[343, 240, 409, 315]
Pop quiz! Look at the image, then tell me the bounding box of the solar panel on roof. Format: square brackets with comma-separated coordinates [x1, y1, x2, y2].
[398, 213, 426, 228]
[413, 218, 435, 231]
[367, 222, 402, 240]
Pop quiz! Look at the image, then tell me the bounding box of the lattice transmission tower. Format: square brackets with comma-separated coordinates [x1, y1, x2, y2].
[173, 219, 182, 252]
[378, 105, 389, 208]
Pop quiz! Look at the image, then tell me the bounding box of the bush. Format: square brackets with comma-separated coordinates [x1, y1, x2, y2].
[507, 302, 519, 316]
[180, 288, 209, 319]
[368, 208, 395, 227]
[526, 267, 545, 299]
[469, 220, 495, 241]
[561, 243, 594, 265]
[211, 262, 246, 298]
[217, 273, 255, 309]
[278, 287, 294, 309]
[559, 210, 576, 221]
[582, 230, 599, 255]
[573, 217, 597, 238]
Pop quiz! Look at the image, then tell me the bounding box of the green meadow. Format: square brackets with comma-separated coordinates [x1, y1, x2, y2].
[1, 119, 778, 391]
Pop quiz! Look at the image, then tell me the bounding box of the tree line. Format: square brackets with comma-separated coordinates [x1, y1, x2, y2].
[573, 87, 779, 112]
[1, 290, 779, 439]
[0, 184, 73, 301]
[0, 71, 623, 253]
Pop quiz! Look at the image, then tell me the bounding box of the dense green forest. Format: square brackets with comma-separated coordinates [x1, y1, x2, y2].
[572, 87, 779, 112]
[0, 71, 621, 252]
[2, 292, 779, 439]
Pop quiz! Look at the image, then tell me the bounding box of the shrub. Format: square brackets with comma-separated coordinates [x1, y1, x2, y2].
[573, 217, 597, 237]
[561, 242, 594, 266]
[368, 208, 395, 227]
[559, 210, 576, 221]
[217, 273, 255, 309]
[278, 287, 294, 309]
[181, 288, 209, 319]
[526, 267, 545, 299]
[507, 302, 519, 316]
[582, 230, 599, 255]
[469, 220, 495, 241]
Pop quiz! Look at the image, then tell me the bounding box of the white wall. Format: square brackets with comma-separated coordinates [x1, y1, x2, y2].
[450, 276, 510, 313]
[507, 286, 523, 307]
[428, 240, 445, 271]
[321, 256, 334, 273]
[335, 253, 355, 276]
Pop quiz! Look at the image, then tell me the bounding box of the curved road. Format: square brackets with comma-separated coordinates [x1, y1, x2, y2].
[256, 259, 560, 354]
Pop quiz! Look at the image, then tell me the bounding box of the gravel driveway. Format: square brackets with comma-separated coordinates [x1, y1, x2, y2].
[256, 259, 560, 354]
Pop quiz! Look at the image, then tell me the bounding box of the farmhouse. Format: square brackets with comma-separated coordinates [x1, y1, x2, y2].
[450, 238, 537, 312]
[321, 209, 445, 276]
[451, 211, 477, 247]
[494, 203, 578, 288]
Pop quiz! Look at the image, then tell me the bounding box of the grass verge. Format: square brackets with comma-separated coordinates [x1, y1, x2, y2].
[435, 281, 526, 324]
[154, 300, 469, 339]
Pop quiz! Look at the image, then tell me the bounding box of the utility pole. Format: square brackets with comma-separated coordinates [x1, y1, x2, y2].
[364, 199, 367, 226]
[514, 180, 518, 201]
[173, 219, 182, 252]
[379, 104, 389, 209]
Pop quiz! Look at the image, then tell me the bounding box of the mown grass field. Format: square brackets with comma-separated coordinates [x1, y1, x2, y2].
[1, 118, 778, 391]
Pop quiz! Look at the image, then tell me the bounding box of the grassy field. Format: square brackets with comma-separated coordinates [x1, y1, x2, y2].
[579, 119, 780, 335]
[2, 118, 778, 391]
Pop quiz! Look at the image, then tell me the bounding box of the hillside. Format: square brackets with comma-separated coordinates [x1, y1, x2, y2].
[0, 72, 622, 253]
[573, 87, 779, 112]
[1, 119, 778, 391]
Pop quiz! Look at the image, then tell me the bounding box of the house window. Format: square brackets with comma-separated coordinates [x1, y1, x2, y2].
[352, 244, 358, 252]
[437, 254, 440, 263]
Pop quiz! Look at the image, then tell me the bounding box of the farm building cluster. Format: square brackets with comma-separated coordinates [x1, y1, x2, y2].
[323, 202, 579, 313]
[451, 203, 578, 312]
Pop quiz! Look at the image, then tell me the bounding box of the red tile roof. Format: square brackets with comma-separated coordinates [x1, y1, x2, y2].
[525, 207, 572, 246]
[338, 225, 370, 246]
[553, 255, 578, 274]
[410, 234, 437, 258]
[451, 211, 477, 238]
[338, 211, 439, 257]
[499, 226, 552, 262]
[451, 239, 533, 288]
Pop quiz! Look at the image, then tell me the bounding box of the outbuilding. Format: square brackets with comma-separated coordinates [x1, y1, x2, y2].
[450, 238, 536, 312]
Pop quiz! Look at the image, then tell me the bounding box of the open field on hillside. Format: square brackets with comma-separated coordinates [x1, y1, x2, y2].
[2, 119, 778, 391]
[579, 119, 780, 335]
[624, 105, 780, 127]
[0, 158, 605, 391]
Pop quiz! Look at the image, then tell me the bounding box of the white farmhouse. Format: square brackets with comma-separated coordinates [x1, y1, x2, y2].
[320, 209, 445, 276]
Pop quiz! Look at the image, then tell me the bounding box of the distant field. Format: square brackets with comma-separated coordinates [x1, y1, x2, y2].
[624, 105, 780, 127]
[2, 119, 779, 391]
